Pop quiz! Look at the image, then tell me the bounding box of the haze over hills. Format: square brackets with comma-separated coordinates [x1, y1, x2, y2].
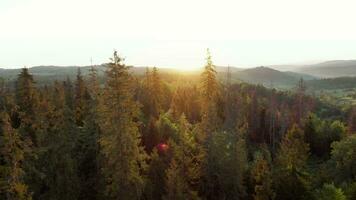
[0, 64, 315, 88]
[295, 60, 356, 78]
[269, 60, 356, 78]
[1, 60, 356, 88]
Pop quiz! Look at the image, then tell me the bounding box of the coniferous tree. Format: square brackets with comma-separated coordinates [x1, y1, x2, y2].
[164, 115, 203, 200]
[200, 48, 220, 138]
[76, 66, 101, 200]
[15, 68, 38, 143]
[63, 77, 74, 110]
[144, 148, 168, 200]
[0, 112, 31, 200]
[15, 68, 42, 198]
[98, 51, 147, 199]
[34, 81, 79, 200]
[202, 127, 248, 200]
[274, 124, 312, 200]
[150, 67, 163, 118]
[74, 68, 88, 126]
[251, 153, 274, 200]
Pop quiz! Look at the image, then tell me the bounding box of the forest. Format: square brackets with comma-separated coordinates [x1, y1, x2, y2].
[1, 50, 356, 200]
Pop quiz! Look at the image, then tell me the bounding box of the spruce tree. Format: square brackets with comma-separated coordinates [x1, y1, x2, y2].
[164, 115, 203, 200]
[76, 66, 101, 200]
[251, 153, 274, 200]
[98, 51, 147, 199]
[200, 49, 219, 138]
[15, 68, 38, 144]
[276, 124, 309, 170]
[274, 124, 312, 200]
[36, 81, 79, 200]
[74, 68, 87, 126]
[0, 112, 31, 200]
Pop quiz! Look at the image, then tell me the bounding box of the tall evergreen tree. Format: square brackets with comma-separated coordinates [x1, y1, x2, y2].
[31, 81, 79, 200]
[200, 48, 219, 139]
[74, 68, 88, 126]
[15, 68, 38, 143]
[150, 67, 163, 118]
[98, 51, 147, 199]
[76, 66, 101, 200]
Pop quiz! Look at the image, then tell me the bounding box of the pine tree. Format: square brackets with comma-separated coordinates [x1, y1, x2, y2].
[0, 112, 31, 200]
[98, 51, 147, 199]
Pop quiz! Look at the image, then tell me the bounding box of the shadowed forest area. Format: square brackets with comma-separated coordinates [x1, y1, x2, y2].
[1, 50, 356, 200]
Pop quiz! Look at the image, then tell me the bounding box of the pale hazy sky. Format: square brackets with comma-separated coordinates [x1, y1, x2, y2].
[1, 0, 356, 69]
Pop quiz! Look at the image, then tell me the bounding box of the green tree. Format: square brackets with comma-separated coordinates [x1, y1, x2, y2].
[74, 68, 89, 126]
[144, 149, 168, 200]
[37, 81, 79, 200]
[76, 66, 101, 200]
[164, 115, 203, 200]
[328, 135, 356, 184]
[314, 183, 346, 200]
[15, 68, 38, 144]
[202, 129, 248, 200]
[251, 153, 274, 200]
[141, 67, 163, 119]
[98, 51, 147, 199]
[200, 48, 220, 138]
[304, 114, 346, 157]
[274, 124, 312, 200]
[276, 124, 309, 170]
[0, 112, 31, 200]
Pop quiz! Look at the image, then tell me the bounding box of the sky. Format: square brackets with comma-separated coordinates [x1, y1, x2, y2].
[1, 0, 356, 70]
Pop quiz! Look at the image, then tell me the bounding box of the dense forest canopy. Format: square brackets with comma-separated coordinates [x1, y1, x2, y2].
[1, 50, 356, 200]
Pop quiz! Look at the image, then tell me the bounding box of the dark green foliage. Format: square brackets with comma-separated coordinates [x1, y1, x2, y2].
[314, 183, 346, 200]
[273, 125, 313, 200]
[304, 114, 346, 157]
[328, 135, 356, 184]
[202, 130, 248, 200]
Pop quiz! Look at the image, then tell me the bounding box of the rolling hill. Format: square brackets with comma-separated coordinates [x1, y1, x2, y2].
[232, 66, 315, 88]
[0, 65, 317, 88]
[295, 60, 356, 78]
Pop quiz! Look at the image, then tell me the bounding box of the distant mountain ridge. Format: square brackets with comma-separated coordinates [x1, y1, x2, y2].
[232, 66, 315, 88]
[296, 60, 356, 78]
[269, 60, 356, 78]
[0, 65, 316, 89]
